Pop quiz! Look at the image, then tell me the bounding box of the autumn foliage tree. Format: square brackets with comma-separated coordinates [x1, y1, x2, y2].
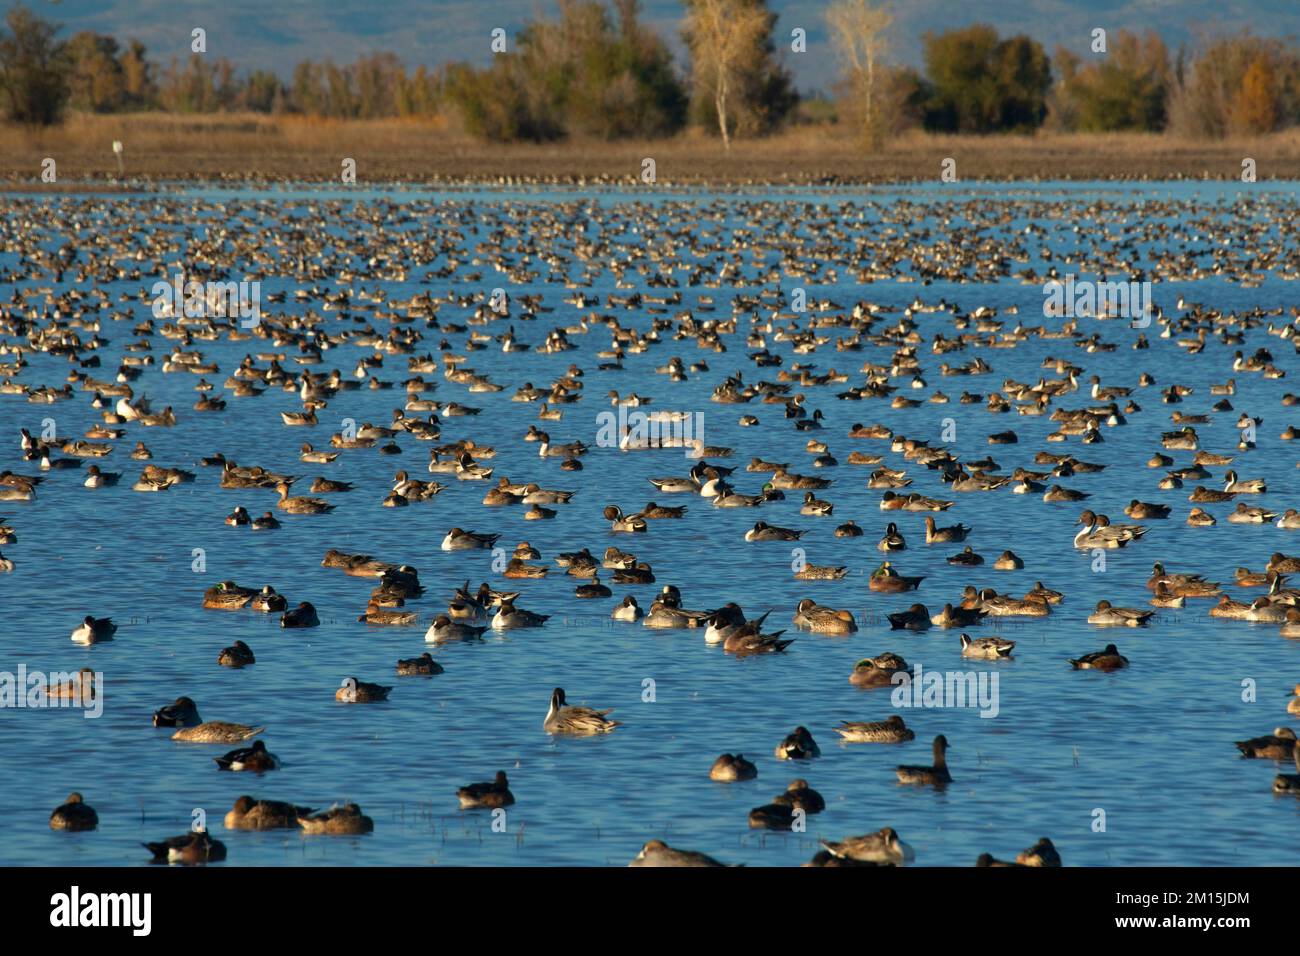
[0, 3, 69, 124]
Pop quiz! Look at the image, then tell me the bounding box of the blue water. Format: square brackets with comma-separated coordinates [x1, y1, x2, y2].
[2, 181, 1298, 866]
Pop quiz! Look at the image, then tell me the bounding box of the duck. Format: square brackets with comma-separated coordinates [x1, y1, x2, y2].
[923, 515, 970, 544]
[1277, 509, 1300, 530]
[336, 678, 392, 703]
[274, 480, 335, 514]
[709, 753, 758, 781]
[1147, 563, 1220, 597]
[543, 687, 619, 736]
[224, 796, 315, 830]
[249, 586, 287, 613]
[818, 827, 915, 865]
[793, 598, 857, 634]
[1068, 643, 1129, 670]
[833, 715, 915, 743]
[217, 640, 255, 667]
[774, 726, 820, 760]
[1088, 600, 1154, 627]
[425, 614, 488, 643]
[280, 602, 320, 628]
[887, 603, 933, 630]
[835, 520, 864, 538]
[935, 602, 992, 629]
[744, 520, 804, 542]
[1025, 581, 1064, 604]
[396, 652, 443, 676]
[896, 735, 952, 787]
[1235, 726, 1296, 759]
[993, 550, 1024, 570]
[877, 522, 907, 551]
[629, 839, 727, 867]
[83, 465, 119, 488]
[1228, 503, 1278, 524]
[611, 595, 643, 622]
[143, 831, 227, 864]
[574, 575, 612, 599]
[203, 580, 256, 609]
[441, 527, 500, 550]
[849, 652, 911, 687]
[70, 615, 115, 644]
[214, 739, 279, 772]
[1187, 507, 1217, 526]
[298, 804, 375, 835]
[358, 602, 419, 625]
[49, 792, 98, 831]
[960, 633, 1016, 658]
[1273, 748, 1300, 794]
[492, 602, 550, 629]
[457, 771, 515, 809]
[977, 838, 1063, 867]
[1224, 470, 1266, 494]
[868, 561, 923, 592]
[771, 778, 826, 813]
[1125, 500, 1170, 520]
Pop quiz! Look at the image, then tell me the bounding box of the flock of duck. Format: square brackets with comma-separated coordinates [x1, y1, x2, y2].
[8, 188, 1300, 866]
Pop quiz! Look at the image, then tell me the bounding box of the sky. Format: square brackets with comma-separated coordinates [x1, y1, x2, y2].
[35, 0, 1300, 94]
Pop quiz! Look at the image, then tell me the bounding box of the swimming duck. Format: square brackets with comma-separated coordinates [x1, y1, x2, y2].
[358, 602, 419, 625]
[214, 739, 279, 772]
[1277, 510, 1300, 530]
[709, 753, 758, 781]
[1125, 500, 1170, 520]
[457, 771, 515, 809]
[1283, 610, 1300, 638]
[203, 580, 257, 610]
[819, 827, 915, 865]
[960, 633, 1015, 659]
[793, 598, 857, 634]
[1024, 581, 1064, 605]
[49, 792, 98, 831]
[1228, 502, 1278, 524]
[441, 527, 500, 550]
[771, 778, 826, 813]
[946, 546, 984, 567]
[298, 804, 374, 835]
[849, 652, 911, 687]
[395, 652, 443, 676]
[224, 796, 315, 830]
[833, 715, 915, 743]
[491, 601, 550, 629]
[83, 465, 119, 488]
[888, 603, 933, 630]
[1147, 563, 1220, 597]
[274, 480, 335, 514]
[930, 600, 977, 632]
[744, 520, 803, 542]
[144, 831, 227, 864]
[1088, 600, 1154, 627]
[629, 839, 727, 867]
[1186, 507, 1216, 526]
[924, 516, 970, 544]
[336, 678, 392, 703]
[896, 735, 952, 787]
[543, 687, 619, 736]
[868, 562, 923, 592]
[1234, 727, 1296, 759]
[280, 602, 320, 628]
[991, 550, 1024, 571]
[877, 522, 907, 551]
[835, 520, 864, 538]
[425, 614, 488, 643]
[246, 586, 287, 614]
[1068, 643, 1130, 670]
[217, 640, 255, 668]
[774, 726, 820, 760]
[1224, 470, 1266, 494]
[1269, 553, 1300, 574]
[606, 595, 642, 622]
[70, 615, 115, 644]
[1273, 748, 1300, 794]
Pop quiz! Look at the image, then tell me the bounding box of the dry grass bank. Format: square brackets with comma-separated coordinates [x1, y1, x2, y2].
[4, 113, 1300, 185]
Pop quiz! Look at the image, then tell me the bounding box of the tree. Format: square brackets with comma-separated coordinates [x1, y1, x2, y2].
[682, 0, 794, 147]
[826, 0, 893, 147]
[66, 31, 124, 112]
[921, 25, 1050, 132]
[1234, 57, 1279, 134]
[0, 3, 71, 124]
[1049, 31, 1169, 131]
